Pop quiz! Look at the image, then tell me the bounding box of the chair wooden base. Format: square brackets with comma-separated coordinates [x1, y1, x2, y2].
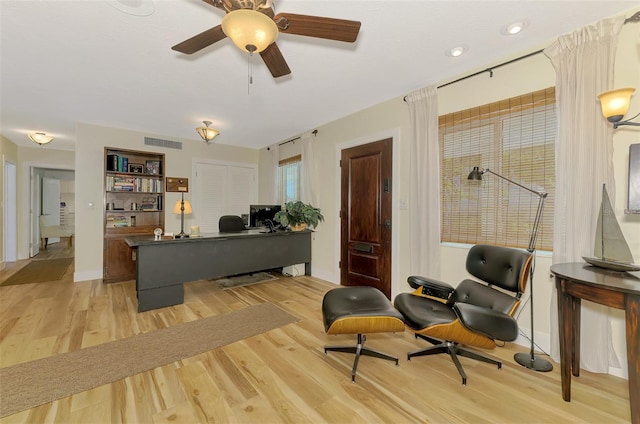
[325, 333, 399, 382]
[408, 334, 501, 385]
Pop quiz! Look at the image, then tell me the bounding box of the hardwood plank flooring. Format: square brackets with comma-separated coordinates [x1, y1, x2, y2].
[0, 243, 631, 423]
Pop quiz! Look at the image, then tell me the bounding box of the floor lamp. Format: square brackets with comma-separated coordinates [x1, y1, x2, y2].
[467, 166, 553, 372]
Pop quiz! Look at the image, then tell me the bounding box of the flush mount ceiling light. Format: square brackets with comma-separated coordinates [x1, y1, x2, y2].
[196, 121, 220, 143]
[503, 20, 528, 35]
[447, 45, 467, 57]
[221, 9, 279, 54]
[28, 132, 54, 145]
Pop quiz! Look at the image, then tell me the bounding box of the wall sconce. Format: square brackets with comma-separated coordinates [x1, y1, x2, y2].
[28, 132, 54, 145]
[221, 9, 279, 54]
[196, 121, 220, 143]
[597, 87, 640, 129]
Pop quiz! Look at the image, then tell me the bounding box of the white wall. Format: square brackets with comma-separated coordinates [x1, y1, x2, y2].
[74, 123, 258, 282]
[259, 7, 640, 377]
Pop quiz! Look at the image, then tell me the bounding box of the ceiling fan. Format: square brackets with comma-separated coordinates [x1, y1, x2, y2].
[172, 0, 361, 78]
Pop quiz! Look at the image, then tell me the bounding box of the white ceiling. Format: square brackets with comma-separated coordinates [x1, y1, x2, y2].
[1, 0, 637, 151]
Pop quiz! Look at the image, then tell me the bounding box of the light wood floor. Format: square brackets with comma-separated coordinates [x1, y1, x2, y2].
[0, 243, 631, 423]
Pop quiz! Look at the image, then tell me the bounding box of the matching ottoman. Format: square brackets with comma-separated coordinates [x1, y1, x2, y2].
[322, 286, 404, 382]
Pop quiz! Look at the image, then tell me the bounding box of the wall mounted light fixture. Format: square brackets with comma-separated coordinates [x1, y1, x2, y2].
[598, 87, 640, 129]
[28, 132, 54, 145]
[196, 121, 220, 143]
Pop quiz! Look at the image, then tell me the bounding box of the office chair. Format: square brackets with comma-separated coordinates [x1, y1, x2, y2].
[218, 215, 247, 232]
[393, 244, 532, 384]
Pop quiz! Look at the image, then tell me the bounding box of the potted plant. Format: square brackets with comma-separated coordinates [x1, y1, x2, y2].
[274, 201, 324, 231]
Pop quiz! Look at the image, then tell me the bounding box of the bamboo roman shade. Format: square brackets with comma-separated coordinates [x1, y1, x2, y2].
[439, 87, 556, 251]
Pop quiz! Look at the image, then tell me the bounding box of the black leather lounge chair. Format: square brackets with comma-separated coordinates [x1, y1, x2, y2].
[393, 244, 533, 384]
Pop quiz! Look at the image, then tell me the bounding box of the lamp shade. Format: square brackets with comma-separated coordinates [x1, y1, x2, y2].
[598, 87, 635, 122]
[196, 126, 219, 142]
[221, 9, 278, 53]
[28, 132, 54, 145]
[173, 199, 192, 214]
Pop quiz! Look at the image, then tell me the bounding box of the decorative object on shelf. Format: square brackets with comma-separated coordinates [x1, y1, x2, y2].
[28, 132, 53, 145]
[196, 121, 219, 143]
[173, 194, 192, 238]
[467, 166, 553, 373]
[166, 177, 189, 192]
[274, 201, 324, 231]
[128, 163, 144, 173]
[582, 184, 640, 272]
[597, 87, 639, 129]
[154, 227, 163, 241]
[145, 160, 161, 175]
[190, 225, 200, 237]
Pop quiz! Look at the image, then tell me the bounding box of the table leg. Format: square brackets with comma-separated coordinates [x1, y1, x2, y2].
[572, 296, 581, 377]
[625, 295, 640, 424]
[557, 278, 573, 401]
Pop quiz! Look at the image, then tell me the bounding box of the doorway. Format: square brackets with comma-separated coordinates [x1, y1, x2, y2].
[340, 138, 393, 298]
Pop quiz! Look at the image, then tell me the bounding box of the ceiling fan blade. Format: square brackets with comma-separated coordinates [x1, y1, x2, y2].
[260, 43, 291, 78]
[172, 25, 227, 54]
[274, 13, 361, 43]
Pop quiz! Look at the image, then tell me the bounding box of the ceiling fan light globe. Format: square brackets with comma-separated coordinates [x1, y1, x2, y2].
[221, 9, 278, 53]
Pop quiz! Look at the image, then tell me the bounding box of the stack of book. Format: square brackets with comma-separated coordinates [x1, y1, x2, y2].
[106, 154, 128, 173]
[106, 215, 129, 228]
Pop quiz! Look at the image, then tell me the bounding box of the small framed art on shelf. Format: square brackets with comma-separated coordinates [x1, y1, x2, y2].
[145, 160, 161, 175]
[128, 163, 144, 173]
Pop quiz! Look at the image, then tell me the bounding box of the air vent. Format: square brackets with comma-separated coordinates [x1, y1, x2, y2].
[144, 137, 182, 150]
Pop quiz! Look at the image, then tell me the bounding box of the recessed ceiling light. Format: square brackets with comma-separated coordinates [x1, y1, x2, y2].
[506, 21, 526, 35]
[447, 45, 467, 57]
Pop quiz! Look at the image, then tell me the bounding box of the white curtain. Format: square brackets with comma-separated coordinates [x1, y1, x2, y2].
[300, 131, 319, 206]
[544, 16, 624, 373]
[271, 143, 281, 204]
[406, 86, 441, 278]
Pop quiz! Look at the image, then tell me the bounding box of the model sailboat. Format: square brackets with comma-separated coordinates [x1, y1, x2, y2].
[583, 184, 640, 272]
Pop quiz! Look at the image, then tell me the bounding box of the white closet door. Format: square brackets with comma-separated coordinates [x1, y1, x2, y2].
[193, 161, 257, 233]
[194, 163, 227, 233]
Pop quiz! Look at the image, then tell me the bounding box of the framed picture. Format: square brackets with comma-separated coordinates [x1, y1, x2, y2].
[128, 163, 144, 173]
[145, 160, 161, 175]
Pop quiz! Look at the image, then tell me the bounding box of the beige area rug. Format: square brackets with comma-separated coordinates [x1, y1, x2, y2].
[0, 303, 299, 418]
[213, 271, 279, 289]
[0, 258, 73, 287]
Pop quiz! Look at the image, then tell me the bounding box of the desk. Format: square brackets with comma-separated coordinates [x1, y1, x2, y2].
[551, 263, 640, 424]
[126, 229, 311, 312]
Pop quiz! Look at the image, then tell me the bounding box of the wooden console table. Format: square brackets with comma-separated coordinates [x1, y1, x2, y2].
[551, 263, 640, 424]
[126, 229, 312, 312]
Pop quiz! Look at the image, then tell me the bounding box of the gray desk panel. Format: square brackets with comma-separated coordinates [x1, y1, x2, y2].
[128, 230, 311, 311]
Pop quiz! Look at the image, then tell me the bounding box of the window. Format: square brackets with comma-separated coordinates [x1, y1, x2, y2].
[278, 154, 301, 203]
[439, 87, 556, 251]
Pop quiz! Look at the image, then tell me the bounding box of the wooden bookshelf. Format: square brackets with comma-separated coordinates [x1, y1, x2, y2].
[103, 147, 165, 283]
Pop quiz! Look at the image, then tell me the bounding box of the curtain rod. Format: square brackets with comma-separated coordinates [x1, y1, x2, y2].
[268, 129, 317, 150]
[403, 11, 640, 102]
[403, 49, 544, 102]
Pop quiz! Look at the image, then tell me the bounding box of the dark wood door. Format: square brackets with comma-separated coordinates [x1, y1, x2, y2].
[340, 138, 392, 298]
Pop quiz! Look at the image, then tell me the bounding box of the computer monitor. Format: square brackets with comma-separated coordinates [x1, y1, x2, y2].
[249, 204, 281, 227]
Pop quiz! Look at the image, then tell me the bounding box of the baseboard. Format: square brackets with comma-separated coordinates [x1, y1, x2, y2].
[74, 269, 102, 283]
